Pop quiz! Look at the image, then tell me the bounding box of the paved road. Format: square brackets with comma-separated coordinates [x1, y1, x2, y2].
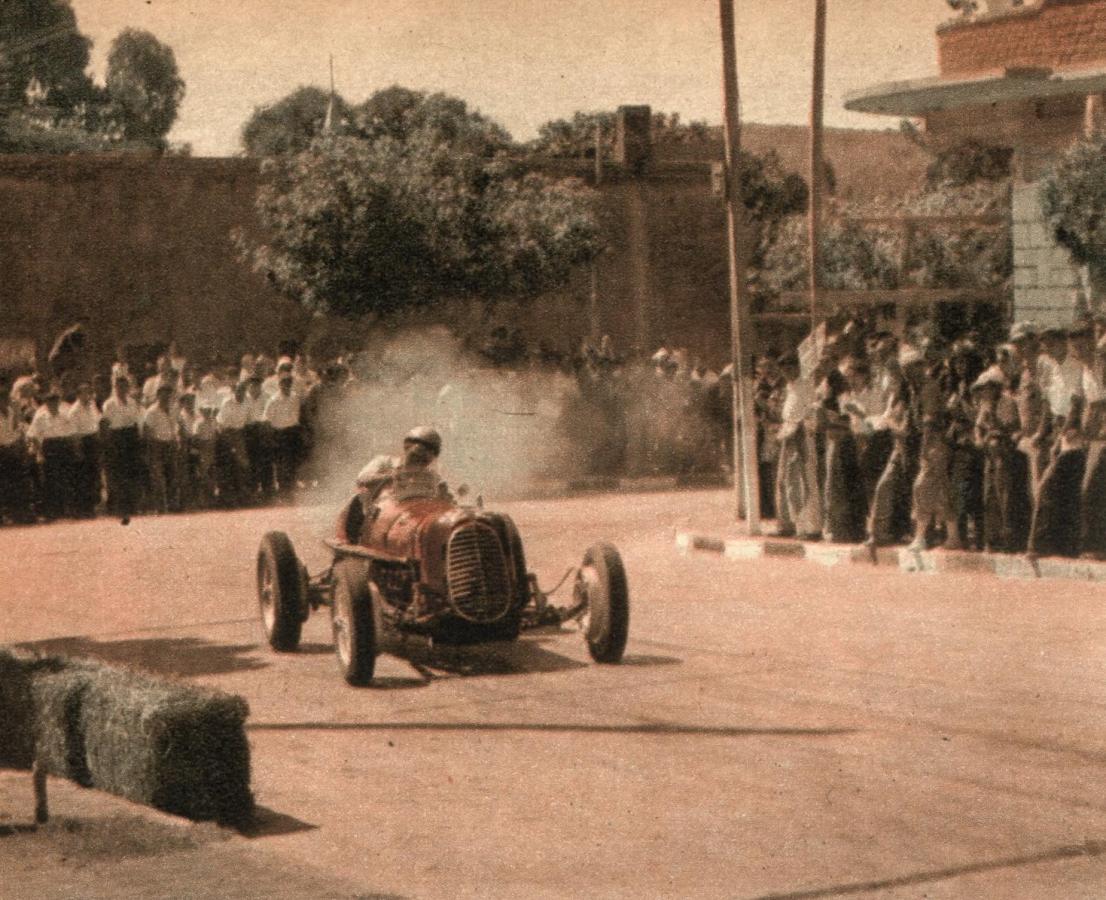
[4, 489, 1106, 898]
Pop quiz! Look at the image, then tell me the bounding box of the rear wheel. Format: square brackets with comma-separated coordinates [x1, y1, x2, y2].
[257, 531, 304, 652]
[577, 543, 629, 664]
[331, 559, 377, 686]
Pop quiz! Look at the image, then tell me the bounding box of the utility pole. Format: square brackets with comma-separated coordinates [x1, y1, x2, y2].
[809, 0, 827, 328]
[718, 0, 761, 533]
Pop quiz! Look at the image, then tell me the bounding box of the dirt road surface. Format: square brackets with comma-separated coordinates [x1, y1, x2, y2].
[3, 489, 1106, 898]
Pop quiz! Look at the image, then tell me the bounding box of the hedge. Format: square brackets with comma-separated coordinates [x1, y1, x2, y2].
[0, 647, 253, 825]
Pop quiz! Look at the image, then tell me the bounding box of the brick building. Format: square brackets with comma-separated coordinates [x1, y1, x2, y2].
[846, 0, 1106, 327]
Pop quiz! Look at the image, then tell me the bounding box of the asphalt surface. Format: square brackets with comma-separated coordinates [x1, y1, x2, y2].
[3, 489, 1106, 899]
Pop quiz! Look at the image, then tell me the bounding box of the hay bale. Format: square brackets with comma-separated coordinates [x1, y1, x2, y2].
[28, 656, 253, 824]
[0, 648, 64, 770]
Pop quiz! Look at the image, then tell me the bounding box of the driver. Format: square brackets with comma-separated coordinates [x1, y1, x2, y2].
[390, 426, 450, 502]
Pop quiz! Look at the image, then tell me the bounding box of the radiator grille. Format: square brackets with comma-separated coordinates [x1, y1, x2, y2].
[446, 523, 512, 623]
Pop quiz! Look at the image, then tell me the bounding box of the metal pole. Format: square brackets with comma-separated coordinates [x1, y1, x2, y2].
[809, 0, 827, 328]
[719, 0, 761, 533]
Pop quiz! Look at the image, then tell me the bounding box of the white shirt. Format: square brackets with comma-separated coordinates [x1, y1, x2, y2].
[262, 373, 305, 399]
[1038, 355, 1083, 418]
[66, 401, 101, 437]
[142, 374, 175, 406]
[264, 392, 301, 430]
[27, 406, 73, 441]
[217, 396, 249, 430]
[142, 405, 177, 443]
[192, 417, 218, 441]
[101, 395, 142, 430]
[780, 377, 815, 429]
[245, 393, 268, 425]
[1083, 364, 1105, 406]
[0, 406, 22, 447]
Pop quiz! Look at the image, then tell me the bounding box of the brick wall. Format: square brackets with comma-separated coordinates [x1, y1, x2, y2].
[1011, 182, 1083, 326]
[938, 0, 1106, 77]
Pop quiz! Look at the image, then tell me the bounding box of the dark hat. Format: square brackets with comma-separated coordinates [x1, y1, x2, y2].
[1008, 321, 1037, 343]
[156, 383, 175, 395]
[1041, 327, 1066, 340]
[1068, 323, 1093, 338]
[44, 389, 60, 401]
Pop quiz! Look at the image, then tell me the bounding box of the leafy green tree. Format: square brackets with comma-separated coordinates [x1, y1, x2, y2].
[926, 139, 1013, 190]
[238, 91, 602, 318]
[241, 86, 347, 156]
[0, 0, 92, 112]
[104, 28, 184, 147]
[1040, 132, 1106, 269]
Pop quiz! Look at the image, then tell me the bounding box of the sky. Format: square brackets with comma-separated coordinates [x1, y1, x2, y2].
[69, 0, 954, 157]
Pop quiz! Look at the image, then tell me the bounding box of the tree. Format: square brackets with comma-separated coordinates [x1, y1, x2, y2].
[926, 139, 1013, 189]
[1040, 132, 1106, 269]
[104, 28, 184, 147]
[242, 86, 348, 156]
[0, 0, 92, 112]
[238, 91, 602, 318]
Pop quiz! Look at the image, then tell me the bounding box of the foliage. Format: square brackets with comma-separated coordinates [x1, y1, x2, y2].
[104, 29, 184, 147]
[528, 108, 713, 159]
[0, 0, 92, 112]
[350, 85, 511, 154]
[946, 0, 979, 15]
[734, 149, 811, 268]
[238, 92, 602, 318]
[241, 86, 348, 156]
[926, 139, 1013, 190]
[758, 181, 1012, 301]
[1040, 131, 1106, 268]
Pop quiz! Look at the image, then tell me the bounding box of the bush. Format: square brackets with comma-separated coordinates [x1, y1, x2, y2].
[1, 648, 253, 825]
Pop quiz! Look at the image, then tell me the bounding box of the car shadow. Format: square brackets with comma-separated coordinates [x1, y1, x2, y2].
[390, 635, 588, 680]
[16, 636, 268, 678]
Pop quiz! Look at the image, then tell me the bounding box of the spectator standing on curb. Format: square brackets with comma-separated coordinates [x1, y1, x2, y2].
[775, 353, 820, 539]
[216, 380, 251, 506]
[67, 383, 102, 518]
[101, 375, 143, 524]
[26, 390, 74, 521]
[265, 373, 302, 500]
[0, 383, 32, 523]
[143, 384, 179, 514]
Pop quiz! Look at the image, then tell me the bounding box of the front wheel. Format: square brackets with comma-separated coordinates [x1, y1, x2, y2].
[330, 559, 378, 686]
[576, 543, 629, 663]
[257, 531, 304, 652]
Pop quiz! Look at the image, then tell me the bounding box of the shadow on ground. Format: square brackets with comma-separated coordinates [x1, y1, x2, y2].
[248, 721, 857, 739]
[749, 840, 1106, 899]
[238, 805, 318, 839]
[16, 635, 268, 678]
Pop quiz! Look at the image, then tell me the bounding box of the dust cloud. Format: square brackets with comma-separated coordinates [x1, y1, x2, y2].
[303, 327, 577, 509]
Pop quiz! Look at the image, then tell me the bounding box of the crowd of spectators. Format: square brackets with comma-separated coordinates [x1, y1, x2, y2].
[9, 315, 1106, 562]
[755, 316, 1106, 560]
[0, 347, 335, 526]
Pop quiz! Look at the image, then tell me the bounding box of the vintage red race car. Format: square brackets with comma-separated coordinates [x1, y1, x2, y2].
[256, 488, 630, 685]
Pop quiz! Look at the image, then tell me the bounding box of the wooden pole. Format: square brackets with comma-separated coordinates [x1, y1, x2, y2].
[719, 0, 761, 532]
[809, 0, 827, 328]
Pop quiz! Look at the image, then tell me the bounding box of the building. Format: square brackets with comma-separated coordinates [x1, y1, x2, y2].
[846, 0, 1106, 327]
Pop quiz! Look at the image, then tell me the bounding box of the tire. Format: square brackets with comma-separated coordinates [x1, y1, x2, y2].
[578, 542, 629, 664]
[257, 531, 304, 652]
[331, 558, 377, 686]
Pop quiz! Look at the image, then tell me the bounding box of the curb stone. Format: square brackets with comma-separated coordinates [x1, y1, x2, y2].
[676, 530, 1106, 583]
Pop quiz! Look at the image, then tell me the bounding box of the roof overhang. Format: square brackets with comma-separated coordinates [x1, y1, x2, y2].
[844, 67, 1106, 117]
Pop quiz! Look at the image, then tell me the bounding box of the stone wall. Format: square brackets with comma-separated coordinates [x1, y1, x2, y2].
[0, 124, 930, 373]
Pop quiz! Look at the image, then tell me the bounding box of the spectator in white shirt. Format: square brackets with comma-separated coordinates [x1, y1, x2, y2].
[244, 376, 274, 498]
[143, 384, 179, 514]
[27, 391, 74, 520]
[101, 375, 143, 523]
[216, 381, 251, 505]
[774, 353, 820, 538]
[67, 383, 102, 517]
[264, 374, 302, 498]
[0, 379, 32, 523]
